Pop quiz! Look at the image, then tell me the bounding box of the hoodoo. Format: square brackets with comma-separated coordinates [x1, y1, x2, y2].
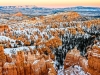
[0, 25, 9, 32]
[13, 12, 23, 17]
[0, 8, 100, 75]
[0, 44, 6, 66]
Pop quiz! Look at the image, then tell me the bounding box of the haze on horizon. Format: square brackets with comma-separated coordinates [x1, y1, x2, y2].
[0, 0, 100, 8]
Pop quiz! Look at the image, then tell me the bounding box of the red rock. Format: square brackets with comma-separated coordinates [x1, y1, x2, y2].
[24, 63, 31, 75]
[0, 67, 2, 75]
[13, 12, 23, 17]
[0, 45, 6, 66]
[0, 25, 9, 32]
[64, 47, 81, 69]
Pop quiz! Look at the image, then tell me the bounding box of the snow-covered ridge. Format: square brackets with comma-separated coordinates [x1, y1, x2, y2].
[58, 65, 89, 75]
[0, 6, 100, 16]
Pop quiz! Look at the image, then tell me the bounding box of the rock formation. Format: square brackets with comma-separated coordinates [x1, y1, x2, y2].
[88, 45, 100, 75]
[64, 44, 100, 75]
[64, 47, 81, 69]
[0, 44, 6, 66]
[0, 45, 57, 75]
[13, 12, 23, 17]
[0, 11, 100, 75]
[0, 25, 9, 32]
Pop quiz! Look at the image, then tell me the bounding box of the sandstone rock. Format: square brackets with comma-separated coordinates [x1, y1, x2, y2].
[13, 12, 23, 17]
[64, 45, 100, 75]
[0, 67, 2, 75]
[24, 63, 31, 75]
[64, 47, 81, 69]
[0, 25, 9, 32]
[16, 51, 25, 67]
[88, 45, 100, 74]
[3, 63, 17, 75]
[6, 54, 12, 63]
[0, 45, 6, 65]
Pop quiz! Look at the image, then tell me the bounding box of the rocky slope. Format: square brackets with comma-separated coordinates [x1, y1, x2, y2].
[0, 11, 100, 75]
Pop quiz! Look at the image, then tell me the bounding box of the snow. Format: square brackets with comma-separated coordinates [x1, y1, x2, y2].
[58, 69, 64, 75]
[58, 65, 90, 75]
[4, 46, 35, 55]
[33, 60, 40, 64]
[0, 9, 99, 75]
[0, 36, 16, 42]
[0, 36, 14, 41]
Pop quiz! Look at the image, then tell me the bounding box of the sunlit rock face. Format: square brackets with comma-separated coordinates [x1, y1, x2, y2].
[0, 10, 100, 75]
[63, 48, 89, 75]
[0, 45, 6, 66]
[13, 12, 23, 17]
[87, 45, 100, 75]
[0, 25, 9, 32]
[63, 43, 100, 75]
[64, 47, 81, 69]
[0, 45, 57, 75]
[66, 11, 81, 21]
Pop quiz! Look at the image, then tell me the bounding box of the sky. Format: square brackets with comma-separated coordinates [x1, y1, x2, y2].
[0, 0, 100, 8]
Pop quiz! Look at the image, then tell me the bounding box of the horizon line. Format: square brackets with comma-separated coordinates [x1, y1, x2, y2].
[0, 5, 100, 8]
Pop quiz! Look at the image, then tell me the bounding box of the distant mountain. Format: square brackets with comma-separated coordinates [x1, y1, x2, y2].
[0, 6, 100, 17]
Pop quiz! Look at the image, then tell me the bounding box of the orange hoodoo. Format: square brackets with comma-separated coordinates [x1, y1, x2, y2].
[64, 44, 100, 75]
[0, 25, 9, 32]
[88, 45, 100, 75]
[14, 12, 23, 17]
[0, 45, 6, 66]
[16, 51, 25, 67]
[67, 11, 80, 21]
[39, 16, 44, 19]
[64, 47, 81, 69]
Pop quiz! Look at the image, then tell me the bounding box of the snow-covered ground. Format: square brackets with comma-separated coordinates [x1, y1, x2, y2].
[58, 65, 90, 75]
[4, 46, 35, 55]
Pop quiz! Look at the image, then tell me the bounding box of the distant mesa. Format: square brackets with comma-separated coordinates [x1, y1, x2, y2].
[13, 12, 23, 17]
[67, 11, 80, 18]
[46, 11, 86, 22]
